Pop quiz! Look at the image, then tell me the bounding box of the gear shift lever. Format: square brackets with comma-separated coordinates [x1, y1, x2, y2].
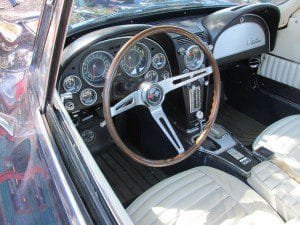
[210, 124, 227, 139]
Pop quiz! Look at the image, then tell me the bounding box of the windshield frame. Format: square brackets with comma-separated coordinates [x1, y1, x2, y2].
[68, 4, 230, 36]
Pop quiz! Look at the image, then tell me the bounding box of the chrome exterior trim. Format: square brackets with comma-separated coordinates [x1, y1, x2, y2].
[30, 0, 73, 112]
[53, 91, 134, 225]
[27, 0, 90, 224]
[34, 108, 89, 225]
[0, 117, 14, 136]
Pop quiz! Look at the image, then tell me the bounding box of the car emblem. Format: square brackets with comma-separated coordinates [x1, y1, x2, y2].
[145, 84, 164, 106]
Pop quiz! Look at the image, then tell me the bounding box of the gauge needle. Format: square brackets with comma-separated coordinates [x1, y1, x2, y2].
[127, 56, 132, 69]
[92, 64, 97, 79]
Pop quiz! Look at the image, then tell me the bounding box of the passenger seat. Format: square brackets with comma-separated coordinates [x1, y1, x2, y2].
[248, 115, 300, 221]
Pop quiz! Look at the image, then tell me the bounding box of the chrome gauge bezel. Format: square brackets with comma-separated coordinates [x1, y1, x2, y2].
[80, 88, 98, 106]
[184, 45, 204, 71]
[81, 51, 113, 87]
[145, 70, 159, 83]
[152, 53, 166, 69]
[121, 42, 152, 78]
[63, 75, 82, 93]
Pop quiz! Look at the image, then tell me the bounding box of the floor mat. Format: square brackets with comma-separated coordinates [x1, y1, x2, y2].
[217, 104, 266, 147]
[95, 149, 167, 206]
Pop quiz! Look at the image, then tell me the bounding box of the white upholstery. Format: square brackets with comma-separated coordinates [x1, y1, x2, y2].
[249, 115, 300, 221]
[248, 161, 300, 221]
[258, 54, 300, 89]
[271, 10, 300, 63]
[253, 115, 300, 176]
[127, 166, 283, 225]
[286, 218, 300, 225]
[277, 0, 300, 28]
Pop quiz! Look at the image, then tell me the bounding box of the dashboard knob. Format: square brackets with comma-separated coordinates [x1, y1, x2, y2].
[196, 111, 204, 120]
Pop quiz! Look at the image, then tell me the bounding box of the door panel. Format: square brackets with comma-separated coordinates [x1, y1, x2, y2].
[256, 8, 300, 106]
[272, 9, 300, 63]
[258, 54, 300, 90]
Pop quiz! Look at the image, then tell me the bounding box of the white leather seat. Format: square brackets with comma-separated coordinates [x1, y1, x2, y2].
[253, 115, 300, 176]
[248, 161, 300, 221]
[127, 166, 283, 225]
[248, 115, 300, 221]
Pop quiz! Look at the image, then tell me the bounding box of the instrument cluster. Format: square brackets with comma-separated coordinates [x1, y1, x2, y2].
[59, 37, 172, 112]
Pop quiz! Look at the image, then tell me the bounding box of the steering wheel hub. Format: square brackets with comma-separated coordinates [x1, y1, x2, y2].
[143, 84, 164, 106]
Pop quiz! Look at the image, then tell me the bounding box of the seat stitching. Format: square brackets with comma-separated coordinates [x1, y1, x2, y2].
[250, 170, 300, 218]
[272, 117, 299, 137]
[133, 172, 208, 221]
[163, 189, 229, 225]
[128, 169, 204, 214]
[185, 188, 227, 211]
[201, 170, 257, 215]
[253, 161, 272, 174]
[146, 181, 218, 225]
[209, 202, 247, 225]
[271, 122, 299, 147]
[260, 116, 298, 141]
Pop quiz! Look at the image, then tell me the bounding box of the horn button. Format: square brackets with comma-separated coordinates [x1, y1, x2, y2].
[142, 83, 164, 106]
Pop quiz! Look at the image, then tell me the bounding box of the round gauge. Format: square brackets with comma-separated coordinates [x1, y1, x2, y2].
[63, 75, 82, 93]
[184, 45, 204, 71]
[81, 130, 95, 143]
[145, 70, 158, 83]
[80, 88, 97, 106]
[82, 51, 112, 87]
[152, 53, 166, 69]
[162, 71, 170, 80]
[121, 43, 151, 77]
[64, 102, 75, 111]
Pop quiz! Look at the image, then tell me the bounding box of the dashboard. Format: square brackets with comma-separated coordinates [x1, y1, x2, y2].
[58, 3, 280, 149]
[59, 34, 209, 113]
[58, 37, 176, 112]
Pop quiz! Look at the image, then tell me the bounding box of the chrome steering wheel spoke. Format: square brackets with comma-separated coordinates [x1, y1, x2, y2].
[158, 66, 213, 94]
[150, 106, 184, 154]
[110, 90, 144, 117]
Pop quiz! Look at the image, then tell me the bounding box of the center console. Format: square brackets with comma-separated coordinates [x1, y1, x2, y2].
[186, 123, 261, 178]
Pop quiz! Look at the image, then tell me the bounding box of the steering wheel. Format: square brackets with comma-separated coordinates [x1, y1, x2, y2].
[103, 25, 221, 167]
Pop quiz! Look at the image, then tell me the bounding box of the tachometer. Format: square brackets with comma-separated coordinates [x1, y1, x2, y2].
[82, 51, 112, 87]
[184, 45, 204, 71]
[121, 43, 151, 77]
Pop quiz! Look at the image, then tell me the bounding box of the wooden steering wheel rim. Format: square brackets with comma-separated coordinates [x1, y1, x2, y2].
[103, 25, 221, 167]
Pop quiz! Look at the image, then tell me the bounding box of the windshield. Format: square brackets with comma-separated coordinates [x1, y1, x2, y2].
[70, 0, 284, 30]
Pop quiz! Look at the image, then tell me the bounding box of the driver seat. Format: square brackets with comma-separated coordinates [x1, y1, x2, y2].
[127, 166, 284, 225]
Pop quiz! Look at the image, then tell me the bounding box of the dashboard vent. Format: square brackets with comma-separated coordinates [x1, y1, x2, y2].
[175, 31, 209, 46]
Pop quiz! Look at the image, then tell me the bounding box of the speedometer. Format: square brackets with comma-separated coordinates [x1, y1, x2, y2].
[121, 43, 151, 77]
[82, 51, 112, 87]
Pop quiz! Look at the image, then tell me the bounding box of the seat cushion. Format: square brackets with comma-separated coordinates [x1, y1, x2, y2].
[248, 161, 300, 221]
[253, 115, 300, 176]
[127, 166, 283, 225]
